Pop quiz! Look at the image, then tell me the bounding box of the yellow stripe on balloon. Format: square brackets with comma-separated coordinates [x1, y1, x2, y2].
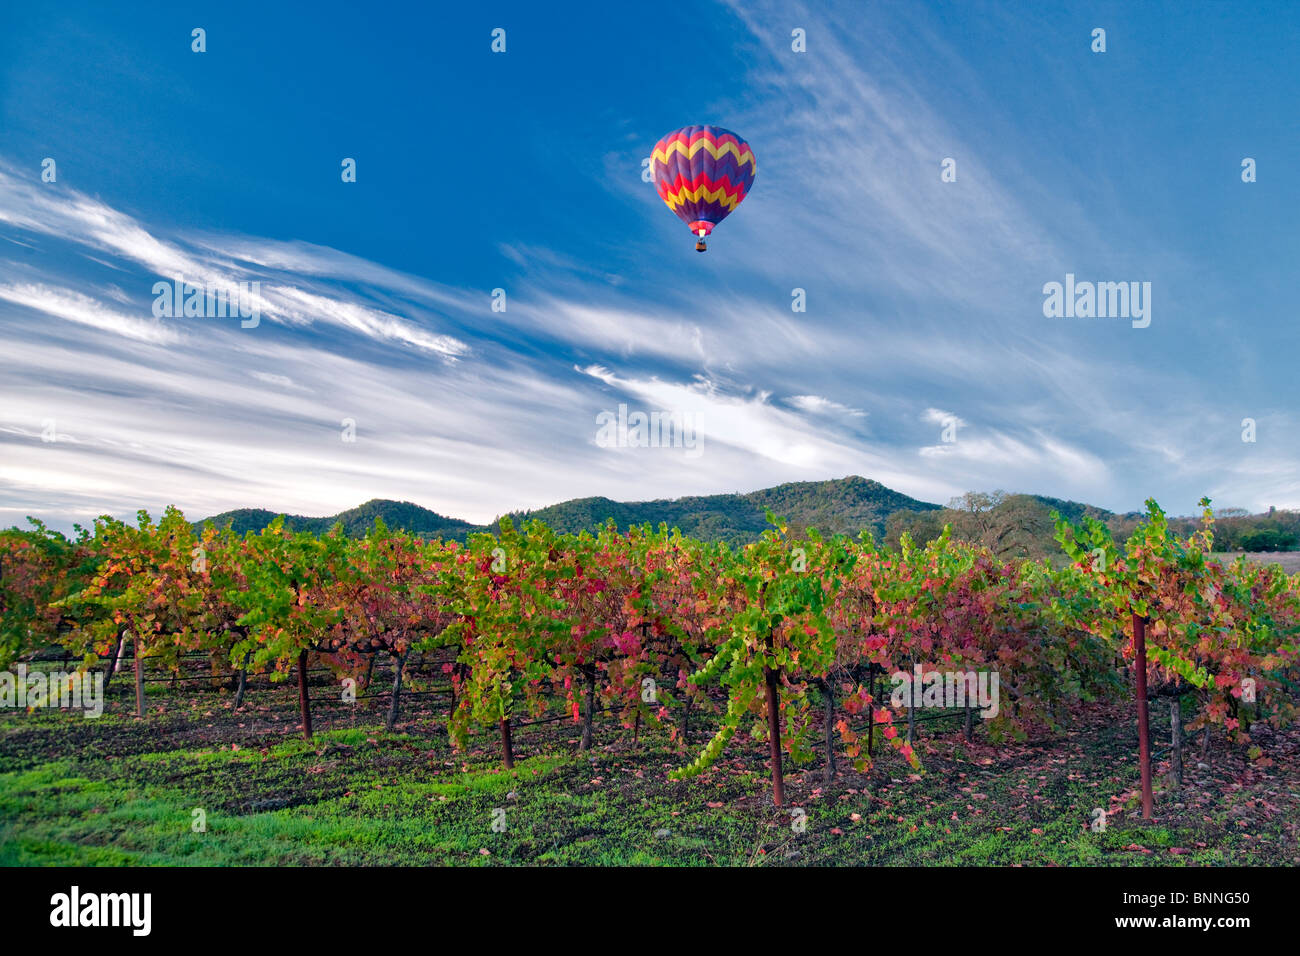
[651, 138, 756, 171]
[661, 182, 745, 212]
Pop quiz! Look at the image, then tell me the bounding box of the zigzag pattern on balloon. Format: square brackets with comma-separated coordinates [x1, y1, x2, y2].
[658, 181, 748, 214]
[651, 136, 756, 173]
[654, 154, 754, 189]
[656, 175, 748, 206]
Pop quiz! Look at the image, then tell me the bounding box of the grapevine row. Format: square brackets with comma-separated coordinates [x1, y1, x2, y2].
[1, 499, 1297, 810]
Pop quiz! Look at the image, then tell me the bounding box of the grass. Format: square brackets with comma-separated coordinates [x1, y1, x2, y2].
[1, 672, 1297, 866]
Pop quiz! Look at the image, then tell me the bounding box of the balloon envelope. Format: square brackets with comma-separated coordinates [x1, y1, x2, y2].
[651, 125, 756, 240]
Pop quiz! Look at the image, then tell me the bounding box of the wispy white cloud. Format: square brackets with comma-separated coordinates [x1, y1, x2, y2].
[0, 166, 471, 359]
[920, 429, 1109, 487]
[0, 283, 178, 344]
[575, 365, 952, 502]
[790, 395, 867, 418]
[270, 286, 469, 358]
[922, 407, 966, 428]
[249, 371, 305, 390]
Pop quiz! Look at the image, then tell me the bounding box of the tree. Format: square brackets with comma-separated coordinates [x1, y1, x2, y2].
[0, 519, 95, 669]
[230, 518, 351, 741]
[444, 518, 567, 767]
[331, 522, 457, 730]
[1054, 498, 1300, 817]
[670, 513, 875, 806]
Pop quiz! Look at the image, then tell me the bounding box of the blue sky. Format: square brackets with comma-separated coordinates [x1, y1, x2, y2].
[2, 0, 1298, 532]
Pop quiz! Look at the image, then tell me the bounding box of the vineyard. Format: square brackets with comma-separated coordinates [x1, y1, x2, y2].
[2, 498, 1298, 865]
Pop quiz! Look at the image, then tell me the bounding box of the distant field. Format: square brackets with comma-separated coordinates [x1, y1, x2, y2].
[1213, 551, 1300, 574]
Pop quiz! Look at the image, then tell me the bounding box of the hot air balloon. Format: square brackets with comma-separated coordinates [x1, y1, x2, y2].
[651, 125, 756, 252]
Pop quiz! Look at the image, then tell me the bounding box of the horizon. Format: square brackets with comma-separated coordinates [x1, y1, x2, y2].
[7, 473, 1270, 535]
[3, 1, 1298, 536]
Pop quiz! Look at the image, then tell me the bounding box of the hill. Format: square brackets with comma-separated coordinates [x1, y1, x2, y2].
[195, 499, 478, 538]
[193, 479, 1295, 556]
[500, 476, 943, 543]
[195, 477, 942, 543]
